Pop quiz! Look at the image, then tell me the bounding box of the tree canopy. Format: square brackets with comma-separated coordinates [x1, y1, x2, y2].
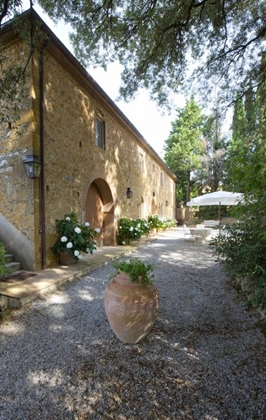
[1, 0, 265, 108]
[39, 0, 266, 106]
[164, 97, 205, 203]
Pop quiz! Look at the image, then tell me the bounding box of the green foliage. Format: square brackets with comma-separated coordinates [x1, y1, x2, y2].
[148, 214, 163, 229]
[111, 258, 154, 287]
[150, 215, 177, 229]
[116, 216, 176, 244]
[148, 214, 176, 230]
[51, 212, 98, 260]
[0, 12, 48, 125]
[164, 97, 205, 202]
[194, 205, 232, 222]
[198, 104, 227, 193]
[1, 2, 265, 111]
[0, 242, 9, 279]
[210, 87, 266, 312]
[135, 218, 151, 236]
[116, 217, 149, 244]
[35, 0, 266, 107]
[210, 219, 266, 310]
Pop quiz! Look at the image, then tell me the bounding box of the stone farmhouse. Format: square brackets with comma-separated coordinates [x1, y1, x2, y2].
[0, 9, 176, 271]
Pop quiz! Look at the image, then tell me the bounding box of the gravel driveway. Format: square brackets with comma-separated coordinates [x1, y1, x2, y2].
[1, 229, 265, 420]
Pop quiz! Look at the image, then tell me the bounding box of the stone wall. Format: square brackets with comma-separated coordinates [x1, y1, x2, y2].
[0, 34, 176, 270]
[0, 41, 41, 269]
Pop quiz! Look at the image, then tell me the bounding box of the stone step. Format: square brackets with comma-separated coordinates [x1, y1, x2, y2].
[5, 261, 22, 274]
[4, 254, 13, 264]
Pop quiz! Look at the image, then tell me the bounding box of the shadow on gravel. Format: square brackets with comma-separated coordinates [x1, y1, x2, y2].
[0, 234, 265, 419]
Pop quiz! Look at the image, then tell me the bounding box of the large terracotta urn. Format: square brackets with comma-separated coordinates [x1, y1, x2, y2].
[104, 272, 159, 344]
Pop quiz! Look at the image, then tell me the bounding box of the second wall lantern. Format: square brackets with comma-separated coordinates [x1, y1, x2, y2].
[126, 187, 133, 199]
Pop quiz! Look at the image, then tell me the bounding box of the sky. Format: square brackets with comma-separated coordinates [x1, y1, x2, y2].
[20, 1, 186, 158]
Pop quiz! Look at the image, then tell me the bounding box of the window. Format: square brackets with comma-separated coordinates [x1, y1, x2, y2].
[96, 117, 105, 149]
[139, 153, 144, 173]
[160, 172, 163, 186]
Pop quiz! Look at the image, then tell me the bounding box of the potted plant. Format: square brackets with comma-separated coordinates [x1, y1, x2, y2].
[104, 258, 159, 344]
[51, 212, 100, 264]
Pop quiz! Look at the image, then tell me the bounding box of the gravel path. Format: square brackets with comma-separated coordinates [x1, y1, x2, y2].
[1, 229, 265, 420]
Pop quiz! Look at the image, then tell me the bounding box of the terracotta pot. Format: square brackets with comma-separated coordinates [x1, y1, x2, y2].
[104, 272, 159, 344]
[59, 252, 78, 265]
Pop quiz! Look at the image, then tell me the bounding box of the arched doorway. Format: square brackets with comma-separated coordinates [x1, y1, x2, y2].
[151, 198, 156, 214]
[139, 196, 145, 218]
[86, 178, 115, 246]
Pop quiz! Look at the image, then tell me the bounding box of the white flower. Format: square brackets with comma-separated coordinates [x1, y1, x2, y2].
[61, 236, 68, 242]
[84, 222, 90, 227]
[78, 254, 83, 260]
[74, 227, 81, 234]
[66, 242, 73, 248]
[74, 250, 80, 256]
[122, 241, 125, 245]
[95, 228, 100, 233]
[66, 217, 70, 221]
[129, 226, 133, 231]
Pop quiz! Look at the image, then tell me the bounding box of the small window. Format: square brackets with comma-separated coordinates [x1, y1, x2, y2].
[96, 117, 105, 149]
[139, 153, 144, 173]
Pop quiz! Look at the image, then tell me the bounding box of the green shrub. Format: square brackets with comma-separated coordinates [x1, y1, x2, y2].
[116, 217, 145, 244]
[135, 218, 150, 236]
[0, 242, 9, 279]
[148, 214, 176, 230]
[116, 216, 176, 245]
[148, 214, 163, 229]
[209, 218, 266, 311]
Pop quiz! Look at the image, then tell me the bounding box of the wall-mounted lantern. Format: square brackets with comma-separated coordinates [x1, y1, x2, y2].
[22, 154, 41, 178]
[166, 200, 169, 206]
[126, 187, 133, 199]
[152, 191, 156, 197]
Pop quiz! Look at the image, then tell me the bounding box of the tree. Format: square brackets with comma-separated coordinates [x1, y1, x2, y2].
[198, 104, 227, 192]
[226, 85, 259, 191]
[1, 1, 266, 111]
[164, 97, 205, 203]
[210, 76, 266, 312]
[37, 0, 266, 106]
[0, 3, 47, 124]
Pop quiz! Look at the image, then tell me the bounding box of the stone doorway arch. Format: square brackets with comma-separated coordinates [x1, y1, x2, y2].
[151, 198, 156, 214]
[86, 178, 115, 246]
[139, 196, 145, 218]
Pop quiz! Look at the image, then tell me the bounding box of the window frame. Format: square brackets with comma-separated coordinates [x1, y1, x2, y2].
[95, 116, 106, 150]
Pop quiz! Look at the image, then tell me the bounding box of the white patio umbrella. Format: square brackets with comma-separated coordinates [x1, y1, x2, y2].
[186, 191, 244, 222]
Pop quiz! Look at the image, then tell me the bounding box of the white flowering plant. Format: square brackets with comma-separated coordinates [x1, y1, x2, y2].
[148, 214, 177, 230]
[51, 212, 99, 260]
[116, 217, 150, 245]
